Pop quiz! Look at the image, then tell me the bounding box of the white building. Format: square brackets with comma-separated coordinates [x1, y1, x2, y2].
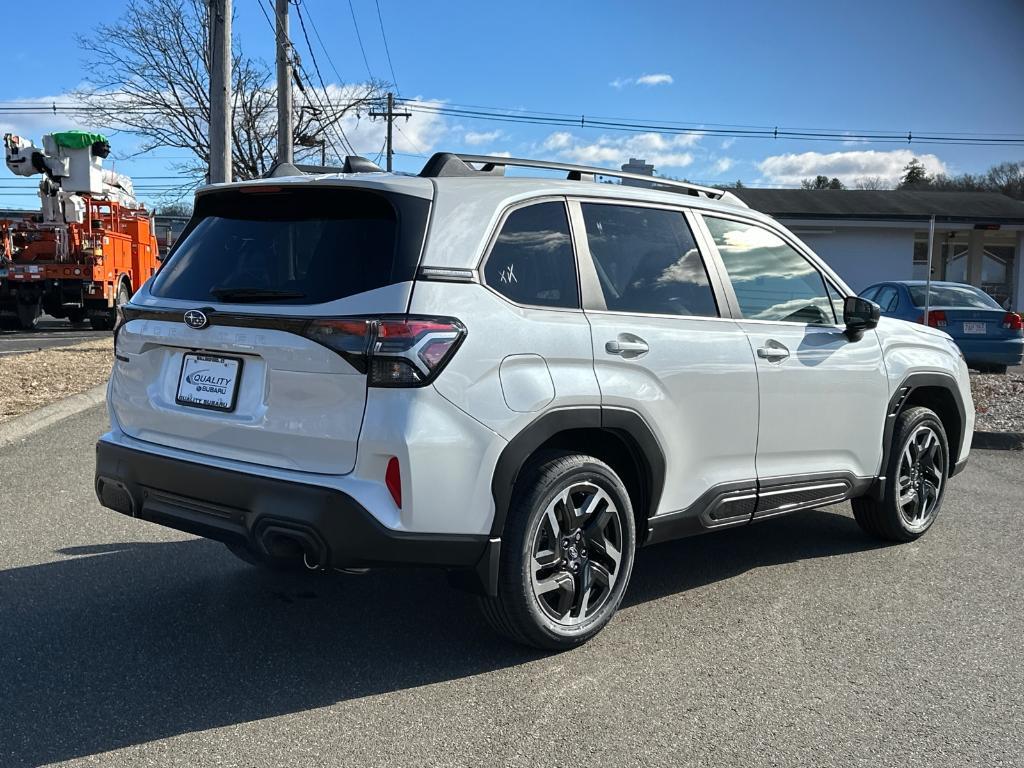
[732, 189, 1024, 310]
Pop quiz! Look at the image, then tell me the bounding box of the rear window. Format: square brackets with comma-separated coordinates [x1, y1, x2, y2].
[150, 187, 429, 304]
[907, 284, 1001, 309]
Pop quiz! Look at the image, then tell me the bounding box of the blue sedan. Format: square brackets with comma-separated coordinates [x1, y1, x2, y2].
[859, 280, 1024, 374]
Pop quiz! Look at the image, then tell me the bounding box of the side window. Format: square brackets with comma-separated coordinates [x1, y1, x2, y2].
[874, 285, 899, 313]
[860, 285, 880, 301]
[483, 201, 579, 308]
[703, 216, 835, 325]
[581, 203, 718, 317]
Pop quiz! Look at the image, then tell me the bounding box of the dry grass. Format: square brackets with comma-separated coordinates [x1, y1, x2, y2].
[0, 338, 113, 423]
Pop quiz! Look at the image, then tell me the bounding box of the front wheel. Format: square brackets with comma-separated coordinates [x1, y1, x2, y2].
[479, 452, 636, 650]
[852, 406, 949, 542]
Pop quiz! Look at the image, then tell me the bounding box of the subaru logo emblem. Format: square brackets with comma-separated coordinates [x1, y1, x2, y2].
[184, 309, 208, 330]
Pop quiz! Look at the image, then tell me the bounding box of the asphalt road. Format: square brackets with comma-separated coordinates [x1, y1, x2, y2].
[1, 407, 1022, 767]
[0, 317, 108, 357]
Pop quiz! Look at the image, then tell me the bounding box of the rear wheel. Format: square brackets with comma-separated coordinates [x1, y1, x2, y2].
[852, 406, 949, 542]
[90, 281, 130, 331]
[16, 300, 40, 331]
[479, 452, 636, 650]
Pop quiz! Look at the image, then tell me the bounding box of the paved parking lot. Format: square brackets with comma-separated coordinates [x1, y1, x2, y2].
[1, 406, 1021, 767]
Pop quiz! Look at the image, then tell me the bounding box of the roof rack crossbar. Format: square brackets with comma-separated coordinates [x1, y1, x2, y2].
[420, 153, 743, 204]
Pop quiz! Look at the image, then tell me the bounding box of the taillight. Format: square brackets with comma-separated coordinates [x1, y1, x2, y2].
[916, 310, 947, 328]
[1002, 312, 1023, 331]
[303, 315, 466, 387]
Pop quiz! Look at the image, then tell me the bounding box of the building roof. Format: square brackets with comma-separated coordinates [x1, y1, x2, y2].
[730, 188, 1024, 224]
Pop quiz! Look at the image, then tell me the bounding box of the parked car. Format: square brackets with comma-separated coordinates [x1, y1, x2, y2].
[859, 280, 1024, 373]
[95, 153, 974, 650]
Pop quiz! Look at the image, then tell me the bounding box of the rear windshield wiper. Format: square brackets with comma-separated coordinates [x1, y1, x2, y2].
[209, 287, 306, 302]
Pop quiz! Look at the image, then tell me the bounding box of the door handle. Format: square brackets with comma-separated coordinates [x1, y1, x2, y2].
[756, 342, 790, 362]
[606, 337, 649, 356]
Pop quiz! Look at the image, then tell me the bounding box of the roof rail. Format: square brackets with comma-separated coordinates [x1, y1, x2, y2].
[419, 152, 747, 206]
[264, 155, 384, 178]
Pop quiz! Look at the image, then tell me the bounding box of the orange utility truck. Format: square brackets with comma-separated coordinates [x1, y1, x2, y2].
[1, 131, 160, 330]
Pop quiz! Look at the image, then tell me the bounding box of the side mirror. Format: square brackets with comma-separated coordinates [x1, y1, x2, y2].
[843, 295, 880, 340]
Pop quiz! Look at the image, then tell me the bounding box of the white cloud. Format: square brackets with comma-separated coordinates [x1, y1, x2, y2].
[757, 150, 948, 187]
[713, 157, 734, 174]
[636, 73, 674, 86]
[609, 73, 674, 89]
[720, 138, 736, 150]
[542, 131, 574, 151]
[540, 130, 700, 170]
[464, 129, 503, 146]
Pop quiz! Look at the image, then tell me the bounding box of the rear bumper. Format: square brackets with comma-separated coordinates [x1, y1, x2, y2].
[95, 438, 493, 576]
[956, 337, 1024, 366]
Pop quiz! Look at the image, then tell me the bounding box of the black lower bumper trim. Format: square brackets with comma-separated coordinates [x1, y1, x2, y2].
[950, 455, 970, 476]
[95, 440, 490, 573]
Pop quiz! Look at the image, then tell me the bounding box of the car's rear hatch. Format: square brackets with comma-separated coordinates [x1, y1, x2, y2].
[110, 180, 432, 475]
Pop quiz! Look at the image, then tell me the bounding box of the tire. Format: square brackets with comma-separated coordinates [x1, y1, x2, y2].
[90, 281, 130, 332]
[16, 301, 40, 331]
[852, 406, 949, 542]
[479, 452, 637, 650]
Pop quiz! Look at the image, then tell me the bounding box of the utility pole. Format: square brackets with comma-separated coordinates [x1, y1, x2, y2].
[275, 0, 293, 164]
[208, 0, 232, 183]
[370, 93, 411, 172]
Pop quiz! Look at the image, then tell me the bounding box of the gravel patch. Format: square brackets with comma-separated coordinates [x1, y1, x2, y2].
[970, 369, 1024, 434]
[0, 338, 113, 423]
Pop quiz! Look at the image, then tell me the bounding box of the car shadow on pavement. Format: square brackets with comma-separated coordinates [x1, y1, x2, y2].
[0, 507, 879, 766]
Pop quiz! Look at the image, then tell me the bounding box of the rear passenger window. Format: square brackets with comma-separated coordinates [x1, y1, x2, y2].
[581, 204, 718, 317]
[874, 285, 899, 313]
[483, 202, 579, 308]
[703, 216, 835, 325]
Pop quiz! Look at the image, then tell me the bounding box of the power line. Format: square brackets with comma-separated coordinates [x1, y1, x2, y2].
[3, 97, 1024, 148]
[255, 0, 354, 158]
[373, 0, 399, 91]
[347, 0, 374, 82]
[292, 0, 357, 156]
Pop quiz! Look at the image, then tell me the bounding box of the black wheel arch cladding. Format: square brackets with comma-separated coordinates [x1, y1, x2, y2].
[488, 406, 666, 539]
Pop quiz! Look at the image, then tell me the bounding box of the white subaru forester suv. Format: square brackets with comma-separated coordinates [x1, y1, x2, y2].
[96, 153, 974, 650]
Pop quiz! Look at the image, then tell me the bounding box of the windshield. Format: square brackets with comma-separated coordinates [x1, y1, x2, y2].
[907, 284, 1002, 310]
[150, 187, 429, 305]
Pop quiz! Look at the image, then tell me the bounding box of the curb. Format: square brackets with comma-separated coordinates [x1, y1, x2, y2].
[0, 383, 107, 450]
[972, 430, 1024, 451]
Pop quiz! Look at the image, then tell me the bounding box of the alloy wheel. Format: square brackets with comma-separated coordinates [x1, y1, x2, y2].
[529, 481, 624, 627]
[896, 424, 944, 531]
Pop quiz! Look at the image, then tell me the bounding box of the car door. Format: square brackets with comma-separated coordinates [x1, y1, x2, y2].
[571, 200, 760, 529]
[698, 214, 889, 515]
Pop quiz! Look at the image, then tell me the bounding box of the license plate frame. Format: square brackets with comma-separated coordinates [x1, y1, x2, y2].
[962, 321, 987, 335]
[175, 353, 243, 412]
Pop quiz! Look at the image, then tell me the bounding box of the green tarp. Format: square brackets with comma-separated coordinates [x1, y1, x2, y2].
[51, 131, 108, 150]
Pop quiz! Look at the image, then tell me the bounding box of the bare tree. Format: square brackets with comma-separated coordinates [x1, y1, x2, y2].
[853, 176, 889, 190]
[73, 0, 385, 184]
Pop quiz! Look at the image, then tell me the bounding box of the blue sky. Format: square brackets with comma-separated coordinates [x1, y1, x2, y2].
[2, 0, 1022, 209]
